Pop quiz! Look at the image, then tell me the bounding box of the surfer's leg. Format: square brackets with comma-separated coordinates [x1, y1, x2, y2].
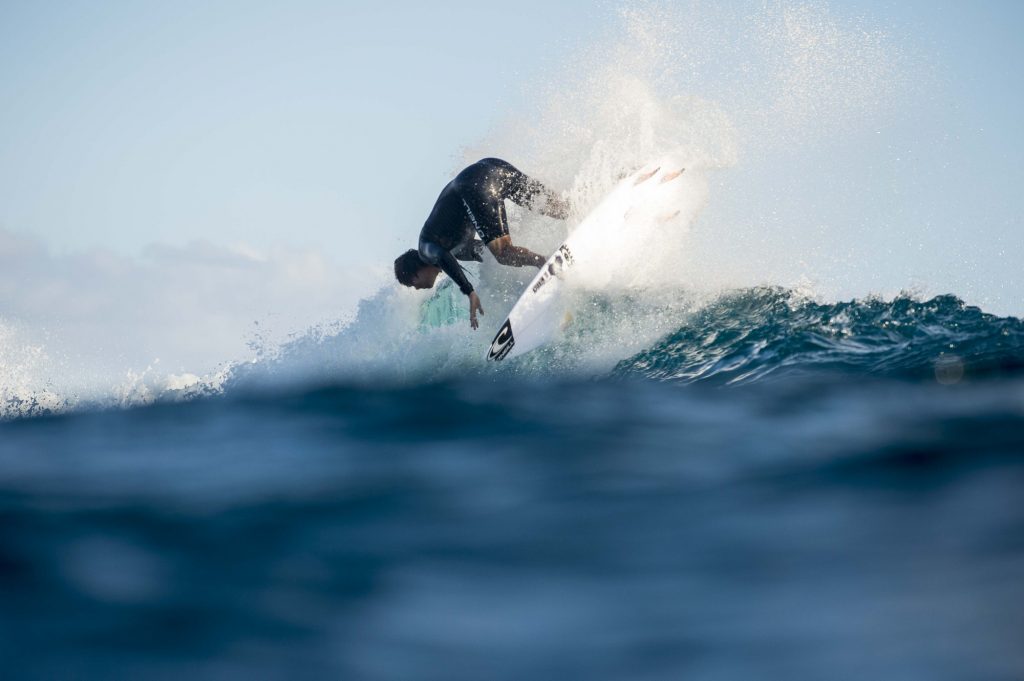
[461, 186, 542, 267]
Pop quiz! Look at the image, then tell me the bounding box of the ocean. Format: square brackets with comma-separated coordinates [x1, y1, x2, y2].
[2, 287, 1022, 680]
[2, 1, 1022, 678]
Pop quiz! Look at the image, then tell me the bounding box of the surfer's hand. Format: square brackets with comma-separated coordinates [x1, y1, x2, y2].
[469, 291, 484, 330]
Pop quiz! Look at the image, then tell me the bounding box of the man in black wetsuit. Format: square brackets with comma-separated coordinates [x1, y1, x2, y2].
[394, 158, 569, 330]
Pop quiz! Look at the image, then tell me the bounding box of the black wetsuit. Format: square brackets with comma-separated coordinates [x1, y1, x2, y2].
[418, 158, 564, 296]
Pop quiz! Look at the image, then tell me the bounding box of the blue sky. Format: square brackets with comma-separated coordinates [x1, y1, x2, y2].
[0, 1, 605, 262]
[0, 0, 1021, 308]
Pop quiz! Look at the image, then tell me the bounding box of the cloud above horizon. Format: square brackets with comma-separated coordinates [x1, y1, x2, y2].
[0, 228, 381, 397]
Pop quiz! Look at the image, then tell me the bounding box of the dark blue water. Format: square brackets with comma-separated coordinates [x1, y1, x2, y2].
[2, 289, 1023, 680]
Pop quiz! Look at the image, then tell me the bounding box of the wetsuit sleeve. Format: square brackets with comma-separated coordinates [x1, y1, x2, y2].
[419, 240, 474, 296]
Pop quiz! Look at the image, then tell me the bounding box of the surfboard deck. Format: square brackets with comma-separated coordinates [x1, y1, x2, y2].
[486, 158, 687, 362]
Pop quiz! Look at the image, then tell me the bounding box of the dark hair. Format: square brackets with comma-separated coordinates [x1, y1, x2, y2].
[394, 249, 426, 286]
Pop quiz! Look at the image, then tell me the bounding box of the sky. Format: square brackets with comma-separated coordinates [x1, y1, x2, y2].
[0, 0, 606, 262]
[0, 0, 1022, 387]
[1, 1, 1017, 260]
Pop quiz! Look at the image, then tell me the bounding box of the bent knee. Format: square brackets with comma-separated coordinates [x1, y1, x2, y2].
[487, 236, 512, 260]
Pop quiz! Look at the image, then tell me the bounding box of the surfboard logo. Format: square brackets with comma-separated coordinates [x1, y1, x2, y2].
[558, 244, 574, 265]
[531, 244, 576, 294]
[487, 320, 516, 361]
[461, 197, 484, 237]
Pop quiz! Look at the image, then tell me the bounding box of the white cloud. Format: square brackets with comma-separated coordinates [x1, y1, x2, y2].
[0, 229, 382, 404]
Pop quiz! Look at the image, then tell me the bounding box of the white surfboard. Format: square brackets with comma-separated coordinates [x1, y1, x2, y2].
[486, 158, 688, 361]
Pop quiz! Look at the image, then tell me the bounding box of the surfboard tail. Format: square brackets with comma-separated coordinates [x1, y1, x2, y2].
[487, 320, 516, 361]
[484, 157, 689, 364]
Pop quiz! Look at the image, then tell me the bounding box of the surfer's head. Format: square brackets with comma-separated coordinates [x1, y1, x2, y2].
[394, 249, 440, 290]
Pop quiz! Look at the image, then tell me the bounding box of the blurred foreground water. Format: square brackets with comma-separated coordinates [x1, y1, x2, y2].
[2, 373, 1023, 680]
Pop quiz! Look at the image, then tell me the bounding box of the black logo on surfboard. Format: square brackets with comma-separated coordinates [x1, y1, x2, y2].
[487, 320, 516, 361]
[531, 244, 576, 294]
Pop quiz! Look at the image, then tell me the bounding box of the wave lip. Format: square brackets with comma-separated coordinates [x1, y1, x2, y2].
[614, 288, 1024, 385]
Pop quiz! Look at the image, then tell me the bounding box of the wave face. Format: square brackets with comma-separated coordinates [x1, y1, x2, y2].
[218, 285, 1024, 394]
[615, 288, 1024, 384]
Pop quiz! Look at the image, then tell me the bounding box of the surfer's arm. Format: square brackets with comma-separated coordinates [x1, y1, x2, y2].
[437, 250, 476, 296]
[419, 240, 475, 295]
[468, 291, 483, 330]
[419, 239, 485, 330]
[487, 236, 545, 268]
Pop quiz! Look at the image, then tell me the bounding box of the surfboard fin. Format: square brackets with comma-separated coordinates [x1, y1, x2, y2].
[660, 168, 685, 183]
[634, 167, 661, 185]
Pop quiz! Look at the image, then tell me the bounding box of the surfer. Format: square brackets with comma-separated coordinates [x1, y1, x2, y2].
[394, 157, 569, 329]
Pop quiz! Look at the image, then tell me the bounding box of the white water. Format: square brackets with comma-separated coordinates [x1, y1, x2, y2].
[0, 232, 378, 415]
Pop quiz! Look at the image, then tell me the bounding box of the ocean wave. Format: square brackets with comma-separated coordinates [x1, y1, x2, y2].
[218, 283, 1024, 399]
[614, 287, 1024, 384]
